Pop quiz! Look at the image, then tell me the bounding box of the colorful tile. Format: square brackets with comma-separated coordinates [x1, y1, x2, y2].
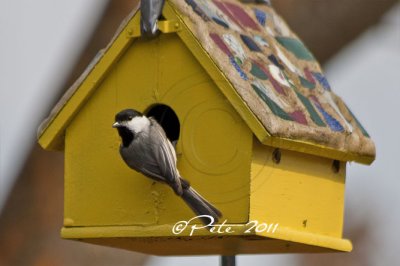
[187, 0, 237, 30]
[213, 17, 229, 28]
[250, 62, 269, 80]
[321, 91, 353, 132]
[253, 80, 289, 109]
[185, 0, 211, 22]
[303, 67, 316, 84]
[294, 91, 326, 127]
[265, 67, 286, 95]
[224, 1, 260, 30]
[252, 83, 293, 121]
[203, 0, 230, 28]
[315, 105, 344, 132]
[276, 37, 315, 61]
[345, 104, 370, 137]
[210, 1, 243, 32]
[268, 64, 291, 88]
[268, 54, 284, 69]
[213, 1, 243, 30]
[310, 96, 344, 132]
[276, 46, 302, 75]
[254, 35, 270, 47]
[240, 34, 262, 52]
[290, 110, 308, 125]
[210, 33, 232, 56]
[223, 34, 246, 63]
[312, 72, 331, 91]
[282, 71, 296, 89]
[195, 0, 215, 18]
[230, 56, 248, 80]
[299, 75, 316, 89]
[254, 8, 267, 26]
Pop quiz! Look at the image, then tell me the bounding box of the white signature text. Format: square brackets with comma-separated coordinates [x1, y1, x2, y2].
[172, 215, 279, 236]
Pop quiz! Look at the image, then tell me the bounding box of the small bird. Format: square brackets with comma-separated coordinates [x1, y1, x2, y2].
[113, 109, 222, 225]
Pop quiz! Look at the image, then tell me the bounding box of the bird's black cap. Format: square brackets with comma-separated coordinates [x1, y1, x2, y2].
[114, 109, 143, 122]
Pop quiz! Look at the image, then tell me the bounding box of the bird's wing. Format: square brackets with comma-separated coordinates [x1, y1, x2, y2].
[120, 140, 166, 183]
[148, 118, 182, 194]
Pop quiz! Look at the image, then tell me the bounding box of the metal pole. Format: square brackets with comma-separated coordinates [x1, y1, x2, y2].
[220, 255, 236, 266]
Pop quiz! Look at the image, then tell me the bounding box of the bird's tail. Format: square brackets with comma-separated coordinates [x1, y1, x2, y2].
[180, 186, 222, 226]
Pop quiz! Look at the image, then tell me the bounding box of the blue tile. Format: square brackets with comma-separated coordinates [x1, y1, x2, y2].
[254, 8, 267, 26]
[312, 72, 331, 91]
[240, 34, 262, 52]
[229, 56, 248, 80]
[315, 104, 344, 132]
[212, 17, 229, 29]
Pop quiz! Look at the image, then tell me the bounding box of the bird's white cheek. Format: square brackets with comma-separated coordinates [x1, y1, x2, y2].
[127, 116, 150, 133]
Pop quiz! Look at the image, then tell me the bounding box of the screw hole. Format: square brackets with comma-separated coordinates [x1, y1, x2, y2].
[332, 160, 340, 173]
[272, 148, 281, 164]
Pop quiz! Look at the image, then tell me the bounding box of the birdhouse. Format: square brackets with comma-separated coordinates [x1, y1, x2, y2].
[37, 0, 375, 255]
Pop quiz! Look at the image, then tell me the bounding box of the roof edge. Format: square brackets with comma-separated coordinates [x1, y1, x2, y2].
[37, 3, 141, 150]
[263, 135, 375, 165]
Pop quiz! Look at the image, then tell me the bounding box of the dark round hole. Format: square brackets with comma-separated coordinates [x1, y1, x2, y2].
[272, 148, 281, 164]
[146, 104, 180, 143]
[332, 160, 340, 173]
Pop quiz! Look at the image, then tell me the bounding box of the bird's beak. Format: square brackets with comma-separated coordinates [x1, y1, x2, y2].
[112, 122, 121, 128]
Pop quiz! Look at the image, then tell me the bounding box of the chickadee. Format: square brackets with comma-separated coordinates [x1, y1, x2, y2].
[113, 109, 222, 225]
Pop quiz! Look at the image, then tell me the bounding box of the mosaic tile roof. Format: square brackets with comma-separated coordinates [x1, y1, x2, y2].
[171, 0, 375, 161]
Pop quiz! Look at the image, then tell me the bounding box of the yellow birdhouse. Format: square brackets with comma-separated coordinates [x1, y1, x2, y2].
[37, 0, 375, 255]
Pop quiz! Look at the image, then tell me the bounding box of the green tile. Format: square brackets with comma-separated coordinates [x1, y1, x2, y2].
[299, 75, 316, 89]
[345, 104, 370, 138]
[250, 62, 268, 80]
[294, 90, 326, 126]
[275, 37, 315, 61]
[252, 84, 293, 121]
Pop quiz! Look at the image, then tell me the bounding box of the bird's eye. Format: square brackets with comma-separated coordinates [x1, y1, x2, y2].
[128, 116, 133, 120]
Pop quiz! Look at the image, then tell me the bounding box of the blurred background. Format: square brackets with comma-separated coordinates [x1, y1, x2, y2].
[0, 0, 399, 265]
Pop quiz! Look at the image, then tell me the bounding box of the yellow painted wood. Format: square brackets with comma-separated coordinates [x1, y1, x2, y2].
[82, 236, 348, 255]
[64, 33, 252, 227]
[38, 14, 141, 151]
[250, 138, 349, 249]
[62, 134, 353, 253]
[60, 224, 351, 254]
[158, 20, 182, 33]
[264, 135, 374, 165]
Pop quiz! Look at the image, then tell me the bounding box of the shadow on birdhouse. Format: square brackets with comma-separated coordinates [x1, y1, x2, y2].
[37, 0, 375, 256]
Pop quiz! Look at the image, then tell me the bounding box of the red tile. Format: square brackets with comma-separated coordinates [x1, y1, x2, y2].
[209, 33, 232, 56]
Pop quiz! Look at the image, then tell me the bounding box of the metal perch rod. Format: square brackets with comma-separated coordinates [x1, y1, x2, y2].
[221, 255, 236, 266]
